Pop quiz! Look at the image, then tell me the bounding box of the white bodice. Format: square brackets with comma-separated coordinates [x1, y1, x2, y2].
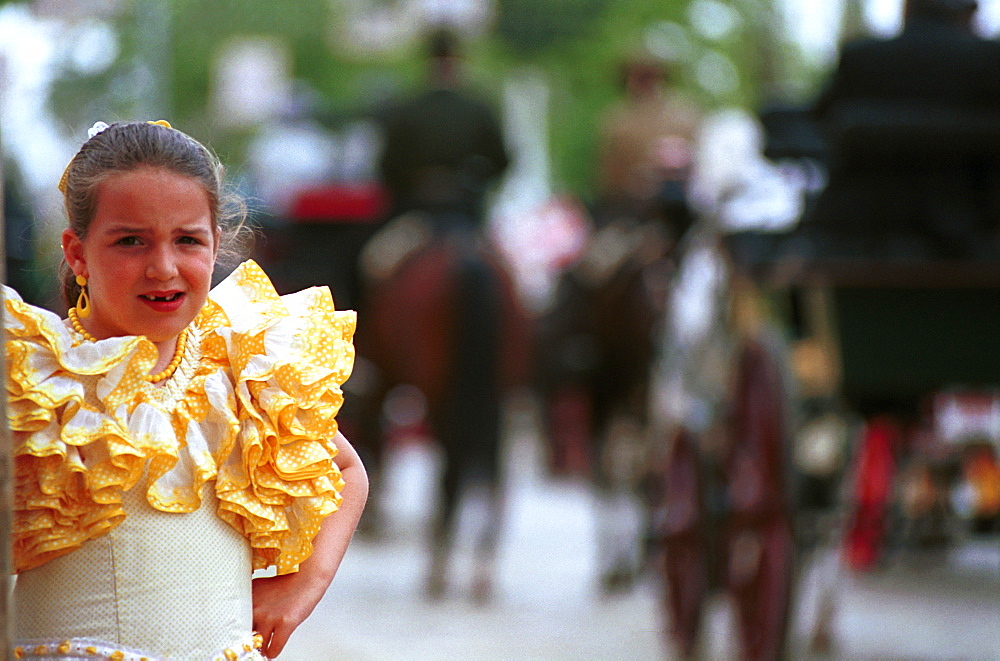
[14, 483, 254, 660]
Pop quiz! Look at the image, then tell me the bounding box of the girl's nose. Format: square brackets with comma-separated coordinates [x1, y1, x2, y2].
[146, 246, 179, 280]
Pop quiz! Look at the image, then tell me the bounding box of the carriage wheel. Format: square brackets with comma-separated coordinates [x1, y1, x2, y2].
[726, 339, 796, 660]
[727, 517, 796, 660]
[654, 429, 709, 658]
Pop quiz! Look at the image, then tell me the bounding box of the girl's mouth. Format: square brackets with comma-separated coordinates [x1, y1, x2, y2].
[139, 292, 186, 312]
[140, 293, 182, 302]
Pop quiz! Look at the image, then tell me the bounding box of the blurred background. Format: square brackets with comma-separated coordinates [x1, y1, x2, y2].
[3, 0, 1000, 659]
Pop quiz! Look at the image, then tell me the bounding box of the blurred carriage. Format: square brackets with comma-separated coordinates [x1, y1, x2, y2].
[647, 105, 1000, 659]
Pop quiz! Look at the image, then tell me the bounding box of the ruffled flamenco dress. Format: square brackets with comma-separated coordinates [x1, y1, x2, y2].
[5, 261, 355, 661]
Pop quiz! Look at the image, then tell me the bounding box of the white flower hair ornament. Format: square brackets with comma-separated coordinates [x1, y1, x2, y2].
[87, 121, 110, 139]
[58, 121, 109, 193]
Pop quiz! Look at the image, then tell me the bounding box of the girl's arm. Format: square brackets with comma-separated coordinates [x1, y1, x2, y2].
[251, 430, 369, 658]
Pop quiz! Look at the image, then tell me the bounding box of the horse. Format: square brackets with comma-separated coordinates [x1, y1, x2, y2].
[534, 214, 676, 591]
[347, 214, 532, 600]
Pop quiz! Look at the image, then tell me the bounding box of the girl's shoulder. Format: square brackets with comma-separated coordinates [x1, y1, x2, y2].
[4, 283, 150, 385]
[197, 261, 358, 574]
[201, 260, 356, 372]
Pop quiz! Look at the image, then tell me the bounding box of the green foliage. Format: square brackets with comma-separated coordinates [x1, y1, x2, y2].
[41, 0, 811, 201]
[47, 2, 144, 127]
[495, 0, 684, 199]
[494, 0, 792, 199]
[169, 0, 336, 155]
[495, 0, 609, 58]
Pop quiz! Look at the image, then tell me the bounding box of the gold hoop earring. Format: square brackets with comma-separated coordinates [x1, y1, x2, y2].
[75, 275, 91, 319]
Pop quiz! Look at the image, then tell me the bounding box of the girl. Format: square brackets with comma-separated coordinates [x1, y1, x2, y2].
[6, 120, 367, 660]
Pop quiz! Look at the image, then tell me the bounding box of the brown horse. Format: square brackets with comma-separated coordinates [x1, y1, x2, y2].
[349, 221, 531, 600]
[535, 217, 674, 589]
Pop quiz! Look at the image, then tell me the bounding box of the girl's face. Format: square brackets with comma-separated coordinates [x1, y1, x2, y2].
[62, 166, 220, 344]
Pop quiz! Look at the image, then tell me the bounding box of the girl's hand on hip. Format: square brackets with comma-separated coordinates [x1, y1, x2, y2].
[252, 570, 328, 658]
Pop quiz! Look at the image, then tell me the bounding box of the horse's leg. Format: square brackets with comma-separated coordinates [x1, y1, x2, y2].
[590, 258, 665, 593]
[426, 447, 462, 599]
[591, 383, 650, 593]
[346, 271, 390, 536]
[427, 439, 502, 604]
[470, 464, 505, 603]
[436, 245, 506, 601]
[346, 360, 391, 538]
[346, 287, 395, 538]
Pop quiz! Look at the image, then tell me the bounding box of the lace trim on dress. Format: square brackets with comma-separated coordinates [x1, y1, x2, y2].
[11, 632, 265, 660]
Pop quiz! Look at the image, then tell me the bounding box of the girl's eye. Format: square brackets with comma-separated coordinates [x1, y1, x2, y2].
[177, 236, 203, 245]
[117, 236, 141, 246]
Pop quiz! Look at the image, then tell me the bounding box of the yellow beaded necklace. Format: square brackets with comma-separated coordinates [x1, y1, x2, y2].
[67, 307, 188, 383]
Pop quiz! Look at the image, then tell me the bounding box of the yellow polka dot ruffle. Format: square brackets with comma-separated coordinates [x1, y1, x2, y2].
[4, 260, 356, 575]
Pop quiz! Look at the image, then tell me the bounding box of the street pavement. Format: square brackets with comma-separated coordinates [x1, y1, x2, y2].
[280, 409, 667, 661]
[281, 410, 1000, 660]
[797, 542, 1000, 659]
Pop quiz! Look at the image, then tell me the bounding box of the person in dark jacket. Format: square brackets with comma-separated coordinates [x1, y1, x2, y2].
[378, 28, 509, 229]
[807, 0, 1000, 258]
[368, 29, 514, 601]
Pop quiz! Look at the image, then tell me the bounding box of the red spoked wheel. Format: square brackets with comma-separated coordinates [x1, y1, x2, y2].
[725, 339, 796, 660]
[655, 429, 710, 658]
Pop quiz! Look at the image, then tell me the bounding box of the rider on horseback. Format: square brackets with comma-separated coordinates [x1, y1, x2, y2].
[378, 28, 509, 235]
[365, 27, 515, 601]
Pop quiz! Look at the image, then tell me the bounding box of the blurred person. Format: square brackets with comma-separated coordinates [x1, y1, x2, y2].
[362, 28, 526, 601]
[245, 81, 385, 325]
[8, 120, 367, 659]
[808, 0, 1000, 259]
[378, 28, 509, 230]
[535, 51, 705, 595]
[245, 82, 340, 219]
[595, 50, 703, 239]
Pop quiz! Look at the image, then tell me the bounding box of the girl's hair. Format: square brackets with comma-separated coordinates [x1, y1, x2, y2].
[58, 121, 250, 308]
